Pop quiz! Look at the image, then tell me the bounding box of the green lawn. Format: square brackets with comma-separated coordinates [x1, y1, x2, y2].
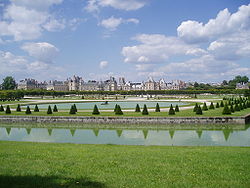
[0, 141, 250, 188]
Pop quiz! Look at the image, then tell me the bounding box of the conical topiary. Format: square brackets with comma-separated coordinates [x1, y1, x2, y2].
[234, 103, 240, 111]
[155, 103, 160, 112]
[135, 104, 141, 112]
[47, 105, 53, 114]
[115, 105, 123, 115]
[175, 104, 179, 112]
[196, 105, 202, 115]
[92, 104, 100, 115]
[142, 104, 149, 115]
[243, 102, 247, 109]
[209, 102, 215, 109]
[239, 103, 243, 110]
[222, 103, 231, 115]
[202, 102, 208, 111]
[25, 106, 31, 114]
[216, 102, 220, 108]
[69, 105, 76, 114]
[5, 105, 11, 114]
[168, 104, 175, 115]
[220, 101, 224, 107]
[73, 104, 77, 112]
[53, 105, 58, 112]
[34, 104, 39, 112]
[16, 104, 21, 112]
[193, 103, 198, 112]
[0, 105, 4, 112]
[114, 104, 118, 112]
[230, 105, 235, 113]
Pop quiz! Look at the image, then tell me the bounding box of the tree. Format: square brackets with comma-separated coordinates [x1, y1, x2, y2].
[114, 104, 118, 112]
[47, 105, 52, 114]
[1, 76, 17, 90]
[230, 105, 235, 113]
[135, 104, 141, 112]
[73, 104, 77, 112]
[222, 104, 231, 115]
[115, 105, 123, 115]
[142, 104, 149, 115]
[209, 102, 215, 109]
[34, 104, 39, 112]
[168, 104, 175, 115]
[155, 103, 160, 112]
[5, 105, 11, 114]
[193, 103, 198, 112]
[196, 105, 202, 115]
[234, 103, 240, 111]
[216, 102, 220, 108]
[202, 102, 208, 111]
[0, 105, 4, 112]
[92, 104, 100, 115]
[69, 105, 76, 114]
[16, 104, 21, 112]
[220, 101, 224, 107]
[25, 106, 31, 114]
[53, 105, 58, 112]
[175, 104, 179, 112]
[222, 80, 228, 85]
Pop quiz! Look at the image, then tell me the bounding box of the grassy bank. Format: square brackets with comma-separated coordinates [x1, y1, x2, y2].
[0, 141, 250, 188]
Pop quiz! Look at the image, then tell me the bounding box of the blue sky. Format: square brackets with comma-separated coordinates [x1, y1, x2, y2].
[0, 0, 250, 83]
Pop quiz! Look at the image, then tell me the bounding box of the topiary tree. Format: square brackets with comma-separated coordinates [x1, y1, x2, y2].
[16, 104, 21, 112]
[175, 104, 179, 112]
[209, 102, 215, 109]
[92, 104, 100, 115]
[242, 102, 247, 109]
[135, 104, 141, 112]
[168, 104, 175, 115]
[69, 105, 76, 114]
[239, 103, 243, 110]
[196, 105, 203, 115]
[114, 104, 118, 112]
[155, 103, 160, 112]
[247, 101, 250, 108]
[73, 104, 77, 112]
[0, 105, 4, 112]
[34, 104, 39, 112]
[115, 105, 123, 115]
[25, 106, 31, 114]
[230, 105, 235, 113]
[47, 105, 53, 114]
[5, 105, 11, 114]
[193, 103, 198, 112]
[53, 105, 58, 112]
[220, 101, 224, 107]
[234, 103, 240, 111]
[142, 104, 149, 115]
[222, 103, 231, 115]
[216, 102, 220, 108]
[202, 102, 208, 111]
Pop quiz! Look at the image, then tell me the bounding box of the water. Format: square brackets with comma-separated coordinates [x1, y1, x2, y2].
[28, 101, 187, 110]
[1, 125, 250, 146]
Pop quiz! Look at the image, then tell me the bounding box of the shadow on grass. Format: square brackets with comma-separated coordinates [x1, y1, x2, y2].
[0, 175, 106, 188]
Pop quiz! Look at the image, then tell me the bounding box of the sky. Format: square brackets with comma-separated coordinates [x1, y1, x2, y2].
[0, 0, 250, 83]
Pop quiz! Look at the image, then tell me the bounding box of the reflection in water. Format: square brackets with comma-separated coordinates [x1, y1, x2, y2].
[0, 126, 250, 146]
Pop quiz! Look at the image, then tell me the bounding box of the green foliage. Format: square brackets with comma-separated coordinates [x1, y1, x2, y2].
[202, 102, 208, 111]
[69, 105, 76, 114]
[234, 103, 241, 111]
[209, 102, 215, 109]
[16, 104, 21, 112]
[34, 105, 39, 112]
[155, 103, 160, 112]
[53, 105, 58, 112]
[230, 105, 235, 113]
[0, 105, 4, 112]
[222, 104, 231, 115]
[216, 102, 220, 108]
[135, 104, 141, 112]
[239, 103, 243, 110]
[5, 105, 11, 114]
[168, 104, 175, 115]
[114, 104, 118, 112]
[247, 101, 250, 108]
[92, 105, 100, 115]
[142, 104, 149, 115]
[25, 106, 31, 114]
[193, 103, 198, 112]
[220, 101, 224, 107]
[242, 102, 247, 109]
[196, 105, 203, 115]
[47, 105, 53, 114]
[1, 76, 17, 90]
[175, 104, 179, 112]
[73, 104, 77, 112]
[115, 105, 123, 115]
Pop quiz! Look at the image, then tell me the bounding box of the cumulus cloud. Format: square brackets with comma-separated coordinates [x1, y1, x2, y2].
[99, 61, 109, 69]
[100, 16, 139, 30]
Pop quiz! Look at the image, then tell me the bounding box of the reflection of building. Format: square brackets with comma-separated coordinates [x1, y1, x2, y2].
[47, 80, 69, 91]
[236, 82, 249, 89]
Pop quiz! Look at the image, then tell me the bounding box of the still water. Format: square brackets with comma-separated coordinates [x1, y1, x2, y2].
[1, 125, 250, 146]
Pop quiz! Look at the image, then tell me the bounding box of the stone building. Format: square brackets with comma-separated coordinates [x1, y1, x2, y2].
[67, 75, 83, 91]
[18, 79, 39, 90]
[81, 80, 102, 91]
[236, 82, 249, 89]
[47, 80, 69, 91]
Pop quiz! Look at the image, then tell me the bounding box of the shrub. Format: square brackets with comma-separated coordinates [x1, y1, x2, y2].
[247, 101, 250, 108]
[92, 104, 100, 115]
[25, 106, 31, 114]
[239, 103, 243, 110]
[193, 103, 198, 112]
[0, 105, 4, 112]
[47, 105, 53, 114]
[135, 104, 141, 112]
[168, 104, 175, 115]
[230, 105, 235, 113]
[209, 102, 215, 109]
[234, 103, 240, 111]
[142, 104, 149, 115]
[216, 102, 220, 108]
[220, 101, 224, 107]
[5, 105, 11, 114]
[155, 103, 160, 112]
[196, 105, 202, 115]
[73, 104, 77, 112]
[34, 104, 39, 112]
[222, 103, 231, 115]
[114, 104, 118, 112]
[202, 102, 208, 111]
[53, 105, 58, 112]
[16, 104, 21, 112]
[115, 105, 123, 115]
[242, 102, 247, 109]
[69, 105, 76, 114]
[175, 104, 179, 112]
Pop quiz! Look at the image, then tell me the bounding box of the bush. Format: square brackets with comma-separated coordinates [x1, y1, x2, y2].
[230, 105, 235, 113]
[216, 102, 220, 108]
[220, 101, 224, 107]
[16, 104, 21, 112]
[193, 103, 198, 112]
[196, 105, 202, 115]
[168, 104, 175, 115]
[115, 105, 123, 115]
[247, 101, 250, 108]
[142, 104, 149, 115]
[175, 104, 179, 112]
[92, 104, 100, 115]
[53, 105, 58, 112]
[209, 102, 215, 109]
[0, 105, 4, 112]
[234, 103, 240, 111]
[73, 104, 77, 112]
[242, 102, 247, 109]
[135, 104, 141, 112]
[69, 105, 76, 114]
[114, 104, 118, 112]
[5, 105, 11, 114]
[202, 102, 208, 111]
[47, 105, 53, 114]
[222, 103, 231, 115]
[25, 106, 31, 114]
[155, 103, 160, 112]
[239, 103, 243, 110]
[34, 104, 39, 112]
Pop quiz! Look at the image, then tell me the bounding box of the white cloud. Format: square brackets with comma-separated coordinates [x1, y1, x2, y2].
[43, 17, 65, 32]
[99, 61, 109, 69]
[100, 16, 139, 30]
[135, 64, 154, 71]
[21, 42, 59, 63]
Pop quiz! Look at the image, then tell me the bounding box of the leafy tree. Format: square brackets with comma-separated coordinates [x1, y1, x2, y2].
[25, 106, 31, 114]
[1, 76, 17, 90]
[53, 105, 58, 112]
[142, 104, 149, 115]
[16, 104, 21, 112]
[220, 101, 224, 107]
[69, 105, 76, 114]
[5, 105, 11, 114]
[92, 104, 100, 115]
[115, 105, 123, 115]
[155, 103, 160, 112]
[175, 104, 179, 112]
[168, 104, 175, 115]
[193, 103, 198, 112]
[34, 104, 39, 112]
[0, 105, 4, 112]
[196, 105, 202, 115]
[135, 104, 141, 112]
[47, 105, 52, 114]
[209, 102, 215, 109]
[222, 104, 231, 115]
[216, 102, 220, 108]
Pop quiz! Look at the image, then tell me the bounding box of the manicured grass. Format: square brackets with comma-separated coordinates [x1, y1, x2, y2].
[0, 141, 250, 188]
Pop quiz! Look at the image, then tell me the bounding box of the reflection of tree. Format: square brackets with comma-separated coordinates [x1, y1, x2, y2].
[47, 129, 53, 136]
[6, 127, 11, 135]
[223, 129, 232, 141]
[169, 130, 175, 139]
[26, 128, 31, 135]
[93, 129, 99, 137]
[70, 129, 76, 137]
[116, 130, 123, 137]
[142, 130, 148, 139]
[196, 130, 203, 139]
